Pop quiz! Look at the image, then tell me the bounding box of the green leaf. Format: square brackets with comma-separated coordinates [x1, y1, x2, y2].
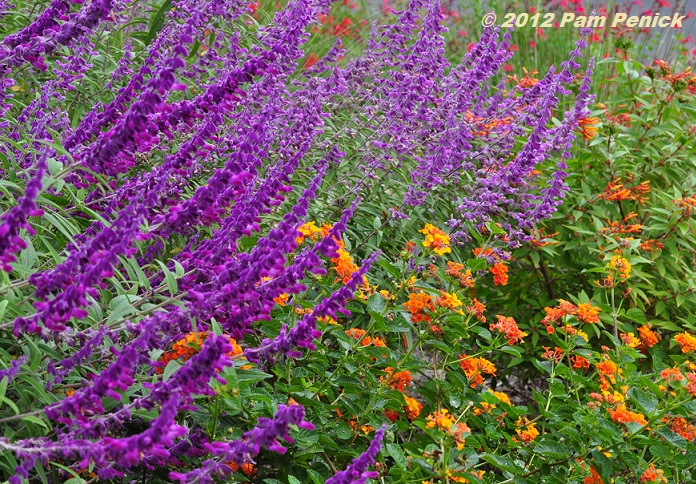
[173, 260, 185, 277]
[426, 339, 452, 354]
[467, 258, 487, 271]
[146, 0, 174, 44]
[625, 308, 648, 325]
[481, 454, 523, 474]
[657, 428, 687, 449]
[627, 387, 658, 416]
[237, 368, 272, 384]
[21, 415, 49, 430]
[386, 443, 408, 470]
[367, 293, 386, 314]
[0, 395, 19, 414]
[307, 469, 325, 484]
[106, 295, 140, 325]
[590, 450, 613, 483]
[336, 423, 352, 440]
[534, 441, 573, 459]
[649, 443, 672, 459]
[155, 260, 178, 296]
[162, 359, 182, 382]
[0, 299, 8, 322]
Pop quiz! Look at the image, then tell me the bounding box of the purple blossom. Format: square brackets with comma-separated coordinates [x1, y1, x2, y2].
[0, 152, 47, 272]
[326, 425, 386, 484]
[0, 355, 27, 385]
[0, 0, 116, 72]
[169, 404, 315, 483]
[246, 249, 379, 364]
[1, 0, 70, 49]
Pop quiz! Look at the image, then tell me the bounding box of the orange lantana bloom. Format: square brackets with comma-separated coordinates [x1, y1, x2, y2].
[466, 298, 486, 323]
[403, 394, 423, 420]
[381, 367, 413, 392]
[607, 404, 647, 426]
[446, 261, 475, 287]
[638, 324, 660, 348]
[436, 291, 463, 312]
[158, 331, 243, 374]
[577, 303, 601, 323]
[404, 292, 435, 323]
[419, 224, 451, 256]
[514, 417, 539, 442]
[459, 355, 496, 387]
[640, 463, 667, 483]
[663, 416, 696, 441]
[675, 332, 696, 353]
[583, 466, 604, 484]
[490, 315, 527, 345]
[490, 262, 508, 286]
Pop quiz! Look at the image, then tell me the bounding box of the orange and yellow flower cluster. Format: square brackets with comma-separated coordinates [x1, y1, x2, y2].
[675, 332, 696, 353]
[459, 355, 496, 388]
[513, 417, 539, 443]
[607, 404, 648, 426]
[577, 116, 600, 140]
[640, 463, 668, 483]
[425, 408, 470, 449]
[345, 327, 387, 348]
[472, 247, 509, 286]
[599, 177, 651, 204]
[541, 299, 600, 334]
[158, 331, 244, 374]
[674, 195, 696, 216]
[473, 389, 512, 416]
[446, 261, 475, 287]
[419, 224, 452, 256]
[489, 315, 527, 345]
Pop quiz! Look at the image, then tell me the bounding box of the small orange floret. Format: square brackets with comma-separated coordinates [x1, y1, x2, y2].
[541, 346, 564, 363]
[490, 262, 508, 286]
[403, 292, 435, 323]
[675, 333, 696, 353]
[157, 331, 243, 374]
[381, 367, 413, 392]
[490, 315, 527, 345]
[600, 177, 650, 204]
[664, 416, 696, 441]
[660, 367, 683, 382]
[571, 355, 590, 370]
[331, 246, 362, 284]
[446, 261, 475, 287]
[403, 395, 423, 420]
[607, 404, 647, 426]
[514, 417, 539, 442]
[640, 463, 667, 483]
[583, 466, 604, 484]
[466, 298, 486, 322]
[436, 291, 463, 312]
[578, 116, 600, 140]
[425, 408, 456, 431]
[620, 332, 641, 348]
[419, 224, 451, 256]
[638, 324, 660, 347]
[577, 303, 601, 323]
[459, 355, 496, 387]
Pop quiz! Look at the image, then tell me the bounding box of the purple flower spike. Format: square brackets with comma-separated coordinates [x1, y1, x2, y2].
[168, 403, 314, 483]
[326, 425, 386, 484]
